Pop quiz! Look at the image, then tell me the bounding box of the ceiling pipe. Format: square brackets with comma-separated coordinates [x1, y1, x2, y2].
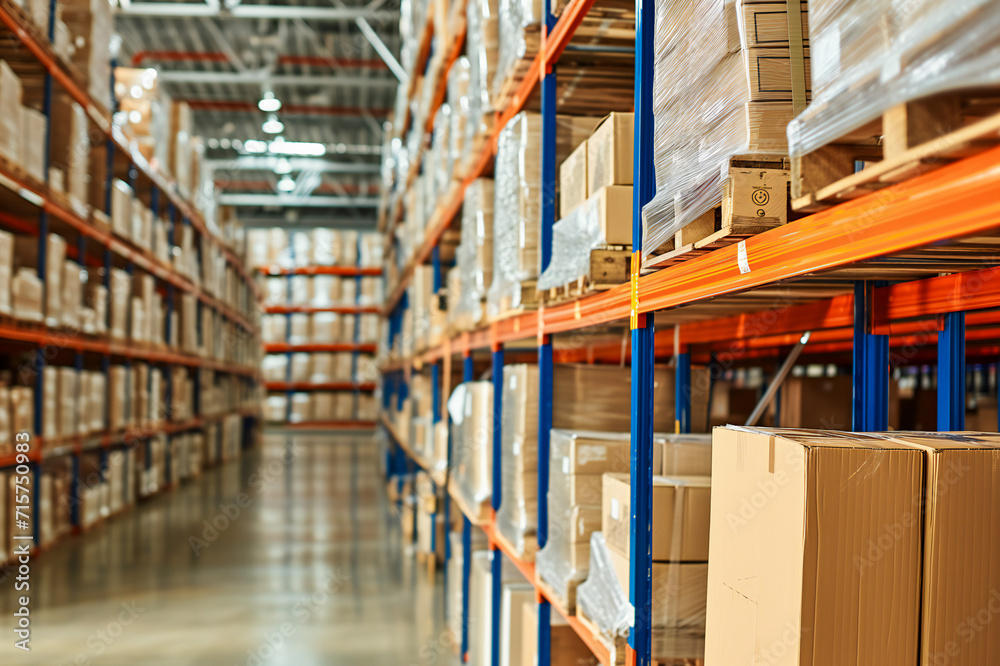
[115, 3, 395, 21]
[131, 51, 389, 69]
[178, 99, 391, 117]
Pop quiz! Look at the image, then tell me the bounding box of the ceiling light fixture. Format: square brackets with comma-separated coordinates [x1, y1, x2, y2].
[262, 114, 284, 134]
[243, 138, 326, 157]
[276, 175, 296, 192]
[258, 91, 281, 112]
[274, 158, 292, 175]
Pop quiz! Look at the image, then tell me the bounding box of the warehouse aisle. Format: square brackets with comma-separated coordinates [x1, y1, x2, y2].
[0, 434, 449, 665]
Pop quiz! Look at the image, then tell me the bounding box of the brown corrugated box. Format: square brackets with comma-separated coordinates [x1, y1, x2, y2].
[780, 374, 853, 430]
[587, 112, 634, 194]
[603, 473, 711, 562]
[12, 268, 41, 322]
[559, 140, 588, 218]
[608, 548, 709, 630]
[0, 230, 12, 315]
[705, 426, 923, 666]
[20, 106, 46, 182]
[742, 1, 809, 48]
[0, 62, 22, 163]
[587, 185, 633, 246]
[883, 431, 1000, 666]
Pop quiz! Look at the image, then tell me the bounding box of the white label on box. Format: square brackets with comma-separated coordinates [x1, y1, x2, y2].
[737, 241, 751, 274]
[512, 441, 520, 456]
[611, 497, 620, 520]
[510, 374, 517, 390]
[562, 457, 569, 474]
[578, 444, 609, 465]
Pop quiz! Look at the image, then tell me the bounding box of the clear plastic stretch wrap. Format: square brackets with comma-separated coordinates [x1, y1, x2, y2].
[535, 429, 631, 609]
[536, 198, 602, 291]
[448, 382, 494, 508]
[641, 0, 808, 257]
[788, 0, 1000, 159]
[430, 103, 452, 209]
[495, 365, 539, 557]
[465, 0, 499, 166]
[447, 57, 471, 179]
[494, 0, 541, 101]
[455, 179, 494, 326]
[576, 533, 631, 637]
[487, 112, 539, 318]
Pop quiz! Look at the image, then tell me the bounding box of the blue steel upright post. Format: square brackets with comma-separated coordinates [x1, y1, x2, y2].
[460, 352, 474, 661]
[629, 0, 657, 659]
[536, 7, 558, 660]
[490, 343, 504, 666]
[938, 311, 966, 430]
[852, 281, 888, 431]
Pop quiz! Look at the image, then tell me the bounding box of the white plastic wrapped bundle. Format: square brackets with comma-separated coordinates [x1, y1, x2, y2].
[486, 112, 539, 318]
[789, 0, 1000, 159]
[536, 197, 603, 291]
[495, 364, 539, 557]
[576, 533, 631, 637]
[311, 228, 341, 266]
[642, 0, 808, 257]
[447, 57, 471, 179]
[465, 0, 500, 165]
[535, 429, 630, 608]
[430, 103, 452, 208]
[449, 382, 494, 509]
[494, 0, 542, 101]
[454, 179, 494, 326]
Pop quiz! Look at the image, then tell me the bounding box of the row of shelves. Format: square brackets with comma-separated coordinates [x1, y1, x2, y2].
[0, 0, 260, 306]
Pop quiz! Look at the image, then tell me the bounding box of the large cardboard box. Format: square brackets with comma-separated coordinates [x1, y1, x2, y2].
[587, 112, 633, 194]
[586, 185, 633, 246]
[885, 432, 1000, 666]
[20, 106, 46, 183]
[0, 62, 22, 164]
[559, 140, 588, 218]
[608, 548, 709, 631]
[603, 473, 711, 562]
[705, 426, 923, 666]
[0, 230, 12, 315]
[779, 374, 853, 430]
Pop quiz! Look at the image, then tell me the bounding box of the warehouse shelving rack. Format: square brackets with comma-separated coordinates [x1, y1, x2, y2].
[0, 0, 261, 560]
[259, 237, 382, 429]
[380, 0, 1000, 663]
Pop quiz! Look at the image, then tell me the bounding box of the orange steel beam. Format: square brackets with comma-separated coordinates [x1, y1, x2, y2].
[263, 343, 377, 353]
[264, 305, 380, 314]
[259, 265, 382, 276]
[265, 382, 376, 391]
[874, 264, 1000, 334]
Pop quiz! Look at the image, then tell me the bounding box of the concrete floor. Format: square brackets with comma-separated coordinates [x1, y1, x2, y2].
[0, 432, 453, 665]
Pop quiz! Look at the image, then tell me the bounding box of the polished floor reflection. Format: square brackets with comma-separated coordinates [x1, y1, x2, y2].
[0, 432, 450, 665]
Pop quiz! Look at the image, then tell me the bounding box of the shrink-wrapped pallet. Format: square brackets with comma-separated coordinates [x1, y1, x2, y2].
[495, 364, 539, 556]
[465, 0, 500, 167]
[447, 57, 472, 179]
[450, 381, 494, 511]
[0, 62, 21, 164]
[494, 0, 541, 102]
[49, 99, 89, 209]
[12, 267, 42, 323]
[536, 186, 632, 291]
[788, 0, 1000, 165]
[61, 0, 114, 106]
[0, 230, 12, 316]
[487, 113, 598, 318]
[642, 0, 810, 257]
[454, 179, 494, 327]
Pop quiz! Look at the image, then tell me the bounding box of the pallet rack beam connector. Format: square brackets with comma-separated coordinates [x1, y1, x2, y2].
[938, 311, 967, 430]
[852, 281, 889, 431]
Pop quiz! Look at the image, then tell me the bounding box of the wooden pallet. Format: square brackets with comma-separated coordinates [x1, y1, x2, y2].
[643, 156, 791, 272]
[792, 92, 1000, 212]
[577, 606, 627, 666]
[488, 279, 538, 322]
[536, 570, 582, 616]
[492, 522, 538, 563]
[540, 248, 631, 305]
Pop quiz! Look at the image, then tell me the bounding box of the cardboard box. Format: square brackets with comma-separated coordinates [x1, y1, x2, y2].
[559, 140, 588, 218]
[20, 106, 46, 182]
[608, 548, 709, 630]
[603, 473, 711, 562]
[587, 112, 633, 194]
[61, 260, 82, 329]
[705, 426, 923, 666]
[586, 185, 633, 246]
[110, 180, 133, 239]
[10, 386, 33, 435]
[742, 2, 809, 48]
[521, 601, 601, 666]
[0, 62, 22, 163]
[779, 375, 853, 430]
[885, 432, 1000, 665]
[0, 230, 12, 315]
[654, 435, 713, 476]
[500, 583, 535, 666]
[11, 268, 41, 322]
